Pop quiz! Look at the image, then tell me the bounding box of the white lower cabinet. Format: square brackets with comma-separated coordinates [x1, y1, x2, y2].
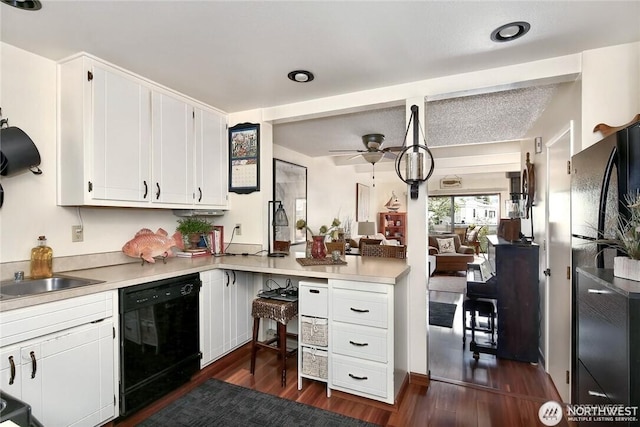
[298, 278, 399, 404]
[0, 292, 117, 426]
[200, 269, 253, 368]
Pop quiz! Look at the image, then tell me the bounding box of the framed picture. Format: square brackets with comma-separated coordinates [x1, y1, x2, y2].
[356, 183, 370, 221]
[229, 123, 260, 194]
[273, 159, 307, 244]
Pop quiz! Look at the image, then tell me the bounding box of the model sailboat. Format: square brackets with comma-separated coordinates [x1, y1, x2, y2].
[384, 191, 401, 212]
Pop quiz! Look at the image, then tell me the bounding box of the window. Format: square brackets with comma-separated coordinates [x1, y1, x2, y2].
[428, 194, 500, 235]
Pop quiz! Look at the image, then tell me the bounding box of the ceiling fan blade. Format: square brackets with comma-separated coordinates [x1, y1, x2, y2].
[328, 149, 366, 153]
[384, 146, 404, 152]
[383, 151, 398, 159]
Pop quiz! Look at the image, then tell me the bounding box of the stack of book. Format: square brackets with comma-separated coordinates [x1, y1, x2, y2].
[175, 249, 210, 258]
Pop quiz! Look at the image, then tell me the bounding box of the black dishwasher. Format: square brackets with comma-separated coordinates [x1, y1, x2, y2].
[119, 273, 201, 417]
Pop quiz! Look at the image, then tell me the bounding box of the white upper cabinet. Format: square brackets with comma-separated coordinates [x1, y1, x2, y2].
[59, 56, 152, 206]
[151, 90, 194, 205]
[195, 107, 228, 208]
[58, 53, 228, 209]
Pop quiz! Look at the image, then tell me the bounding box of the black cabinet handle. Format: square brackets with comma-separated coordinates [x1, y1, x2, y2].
[349, 340, 369, 347]
[350, 307, 370, 313]
[143, 180, 148, 199]
[198, 187, 202, 202]
[232, 271, 236, 285]
[155, 183, 161, 200]
[225, 271, 230, 287]
[310, 289, 320, 294]
[8, 355, 15, 385]
[30, 351, 37, 379]
[348, 373, 368, 380]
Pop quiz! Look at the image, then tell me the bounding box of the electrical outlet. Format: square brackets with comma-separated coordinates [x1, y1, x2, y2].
[235, 223, 242, 236]
[72, 225, 83, 242]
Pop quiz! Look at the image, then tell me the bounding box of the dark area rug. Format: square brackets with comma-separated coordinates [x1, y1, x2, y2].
[137, 378, 379, 426]
[429, 301, 457, 328]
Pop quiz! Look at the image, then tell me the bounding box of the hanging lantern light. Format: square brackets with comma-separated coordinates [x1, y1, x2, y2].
[394, 105, 435, 199]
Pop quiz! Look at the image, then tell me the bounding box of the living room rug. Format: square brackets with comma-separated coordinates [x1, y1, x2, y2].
[137, 378, 378, 426]
[428, 274, 466, 294]
[429, 301, 457, 328]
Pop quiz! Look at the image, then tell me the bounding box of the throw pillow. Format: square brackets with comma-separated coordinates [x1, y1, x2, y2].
[436, 237, 456, 253]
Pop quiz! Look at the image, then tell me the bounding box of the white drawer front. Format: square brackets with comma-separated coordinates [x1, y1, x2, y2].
[331, 354, 388, 399]
[300, 283, 328, 318]
[331, 288, 388, 328]
[332, 322, 387, 363]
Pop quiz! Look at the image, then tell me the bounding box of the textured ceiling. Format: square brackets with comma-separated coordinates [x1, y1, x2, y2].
[273, 84, 559, 162]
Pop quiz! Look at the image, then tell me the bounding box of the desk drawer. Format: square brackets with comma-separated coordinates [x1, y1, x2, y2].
[332, 322, 387, 363]
[331, 353, 388, 399]
[331, 289, 388, 328]
[299, 282, 328, 318]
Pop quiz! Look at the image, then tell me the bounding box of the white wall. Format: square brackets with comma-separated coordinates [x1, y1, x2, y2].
[581, 41, 640, 149]
[0, 43, 180, 264]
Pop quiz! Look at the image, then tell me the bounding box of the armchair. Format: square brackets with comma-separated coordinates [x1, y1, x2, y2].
[463, 226, 484, 255]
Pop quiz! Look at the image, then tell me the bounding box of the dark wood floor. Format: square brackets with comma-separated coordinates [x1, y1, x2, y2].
[115, 317, 569, 427]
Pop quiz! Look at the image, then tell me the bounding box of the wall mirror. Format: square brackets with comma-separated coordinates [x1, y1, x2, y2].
[273, 159, 307, 244]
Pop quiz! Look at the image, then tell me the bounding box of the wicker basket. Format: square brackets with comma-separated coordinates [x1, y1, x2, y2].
[301, 316, 328, 347]
[302, 347, 328, 379]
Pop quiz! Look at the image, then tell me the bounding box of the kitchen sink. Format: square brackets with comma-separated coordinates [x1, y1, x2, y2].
[0, 275, 104, 298]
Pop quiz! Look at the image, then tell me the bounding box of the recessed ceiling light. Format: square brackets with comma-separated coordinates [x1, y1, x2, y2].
[1, 0, 42, 10]
[490, 21, 530, 42]
[287, 70, 314, 83]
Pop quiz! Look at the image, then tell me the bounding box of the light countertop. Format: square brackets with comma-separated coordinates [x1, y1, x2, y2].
[0, 253, 410, 312]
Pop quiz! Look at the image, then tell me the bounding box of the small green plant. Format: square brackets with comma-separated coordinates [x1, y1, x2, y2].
[176, 217, 213, 235]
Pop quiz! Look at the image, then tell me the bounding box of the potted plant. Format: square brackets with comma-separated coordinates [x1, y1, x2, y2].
[598, 191, 640, 281]
[176, 217, 213, 250]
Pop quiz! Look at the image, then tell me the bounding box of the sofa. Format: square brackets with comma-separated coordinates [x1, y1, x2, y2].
[428, 234, 475, 273]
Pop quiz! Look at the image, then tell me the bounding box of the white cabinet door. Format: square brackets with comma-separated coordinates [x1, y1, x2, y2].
[221, 270, 254, 353]
[200, 270, 225, 367]
[59, 56, 152, 206]
[151, 91, 194, 205]
[91, 64, 151, 202]
[20, 321, 115, 427]
[222, 270, 238, 352]
[234, 271, 252, 345]
[194, 107, 228, 208]
[0, 345, 22, 398]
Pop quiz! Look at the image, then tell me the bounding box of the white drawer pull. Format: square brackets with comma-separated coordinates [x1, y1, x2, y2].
[588, 390, 608, 398]
[348, 373, 368, 381]
[350, 307, 370, 313]
[349, 340, 369, 347]
[587, 289, 611, 294]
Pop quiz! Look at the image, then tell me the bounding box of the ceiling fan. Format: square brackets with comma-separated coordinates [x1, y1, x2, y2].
[329, 134, 403, 164]
[330, 134, 404, 186]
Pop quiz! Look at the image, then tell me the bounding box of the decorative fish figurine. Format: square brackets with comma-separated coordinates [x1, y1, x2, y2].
[122, 228, 184, 264]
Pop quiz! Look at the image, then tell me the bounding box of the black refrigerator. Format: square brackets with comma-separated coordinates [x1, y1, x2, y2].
[571, 121, 640, 270]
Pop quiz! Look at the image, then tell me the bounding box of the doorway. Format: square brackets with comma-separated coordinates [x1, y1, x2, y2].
[544, 122, 573, 402]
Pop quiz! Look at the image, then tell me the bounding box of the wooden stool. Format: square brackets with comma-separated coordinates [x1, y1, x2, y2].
[250, 298, 298, 386]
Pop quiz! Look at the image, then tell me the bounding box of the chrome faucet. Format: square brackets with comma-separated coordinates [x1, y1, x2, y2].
[14, 271, 24, 282]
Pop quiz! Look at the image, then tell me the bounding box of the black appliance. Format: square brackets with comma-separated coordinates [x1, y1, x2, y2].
[119, 273, 201, 417]
[571, 121, 640, 270]
[0, 391, 43, 427]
